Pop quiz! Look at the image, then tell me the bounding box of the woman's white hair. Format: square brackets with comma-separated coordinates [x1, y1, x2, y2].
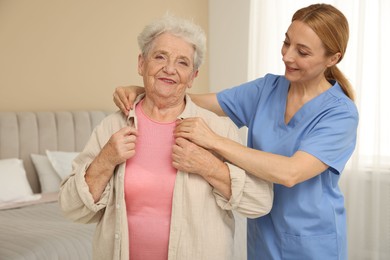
[137, 13, 206, 70]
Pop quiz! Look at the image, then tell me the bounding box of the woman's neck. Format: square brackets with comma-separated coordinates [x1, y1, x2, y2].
[285, 77, 332, 124]
[140, 97, 185, 122]
[289, 77, 331, 100]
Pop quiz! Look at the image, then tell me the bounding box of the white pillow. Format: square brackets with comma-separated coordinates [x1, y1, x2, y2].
[46, 150, 79, 180]
[0, 158, 35, 205]
[31, 154, 62, 193]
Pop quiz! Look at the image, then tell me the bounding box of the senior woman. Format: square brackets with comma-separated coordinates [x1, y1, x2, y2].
[59, 14, 273, 260]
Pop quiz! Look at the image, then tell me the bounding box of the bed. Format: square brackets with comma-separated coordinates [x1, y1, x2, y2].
[0, 111, 110, 260]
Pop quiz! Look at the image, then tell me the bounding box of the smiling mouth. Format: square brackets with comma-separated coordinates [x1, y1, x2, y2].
[285, 65, 298, 72]
[159, 77, 177, 84]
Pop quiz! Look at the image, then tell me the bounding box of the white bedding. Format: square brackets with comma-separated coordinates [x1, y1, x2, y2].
[0, 111, 109, 259]
[0, 193, 95, 260]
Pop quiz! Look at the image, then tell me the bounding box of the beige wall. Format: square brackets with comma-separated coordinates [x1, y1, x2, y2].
[209, 0, 250, 92]
[0, 0, 209, 112]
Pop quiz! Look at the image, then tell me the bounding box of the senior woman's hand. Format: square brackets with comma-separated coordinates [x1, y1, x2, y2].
[172, 137, 213, 174]
[85, 126, 138, 202]
[99, 126, 138, 167]
[174, 117, 219, 150]
[172, 137, 231, 198]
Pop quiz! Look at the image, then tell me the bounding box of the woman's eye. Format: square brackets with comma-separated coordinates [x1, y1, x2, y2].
[179, 61, 189, 66]
[298, 51, 309, 56]
[283, 40, 290, 46]
[153, 54, 167, 60]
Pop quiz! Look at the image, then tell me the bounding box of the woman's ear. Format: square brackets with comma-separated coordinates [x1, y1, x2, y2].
[327, 52, 342, 67]
[138, 54, 145, 75]
[187, 70, 199, 89]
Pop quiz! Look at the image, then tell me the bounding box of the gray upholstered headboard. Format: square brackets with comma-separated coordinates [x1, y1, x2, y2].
[0, 111, 111, 193]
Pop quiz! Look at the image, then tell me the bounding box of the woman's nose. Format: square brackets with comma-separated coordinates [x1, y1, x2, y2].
[282, 47, 294, 63]
[163, 62, 177, 74]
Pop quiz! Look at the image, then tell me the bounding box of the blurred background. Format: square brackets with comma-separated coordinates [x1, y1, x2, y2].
[0, 0, 209, 111]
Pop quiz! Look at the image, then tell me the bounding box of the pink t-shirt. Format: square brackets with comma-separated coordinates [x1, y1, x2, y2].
[124, 101, 177, 260]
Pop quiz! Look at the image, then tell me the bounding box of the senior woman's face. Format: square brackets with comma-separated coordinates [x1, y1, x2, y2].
[138, 33, 198, 103]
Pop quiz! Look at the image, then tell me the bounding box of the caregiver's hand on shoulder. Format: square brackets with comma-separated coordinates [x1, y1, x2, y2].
[113, 86, 145, 116]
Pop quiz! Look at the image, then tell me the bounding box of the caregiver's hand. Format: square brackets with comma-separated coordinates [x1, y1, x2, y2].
[113, 86, 145, 116]
[174, 117, 219, 150]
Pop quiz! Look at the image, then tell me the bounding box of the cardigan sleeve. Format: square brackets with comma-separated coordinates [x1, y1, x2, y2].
[58, 126, 112, 224]
[59, 113, 126, 224]
[212, 119, 273, 218]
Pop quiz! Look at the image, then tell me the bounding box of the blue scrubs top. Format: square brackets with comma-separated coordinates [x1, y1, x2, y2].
[217, 74, 358, 260]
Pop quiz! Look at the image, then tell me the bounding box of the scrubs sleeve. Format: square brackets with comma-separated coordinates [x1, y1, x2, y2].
[299, 102, 359, 174]
[217, 78, 264, 128]
[217, 74, 284, 128]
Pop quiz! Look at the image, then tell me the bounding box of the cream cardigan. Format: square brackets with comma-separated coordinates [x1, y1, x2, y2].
[59, 95, 273, 260]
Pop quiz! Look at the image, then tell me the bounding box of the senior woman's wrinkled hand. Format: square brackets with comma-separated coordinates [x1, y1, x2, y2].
[99, 126, 138, 168]
[84, 126, 138, 202]
[172, 137, 213, 175]
[174, 117, 218, 150]
[172, 137, 232, 199]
